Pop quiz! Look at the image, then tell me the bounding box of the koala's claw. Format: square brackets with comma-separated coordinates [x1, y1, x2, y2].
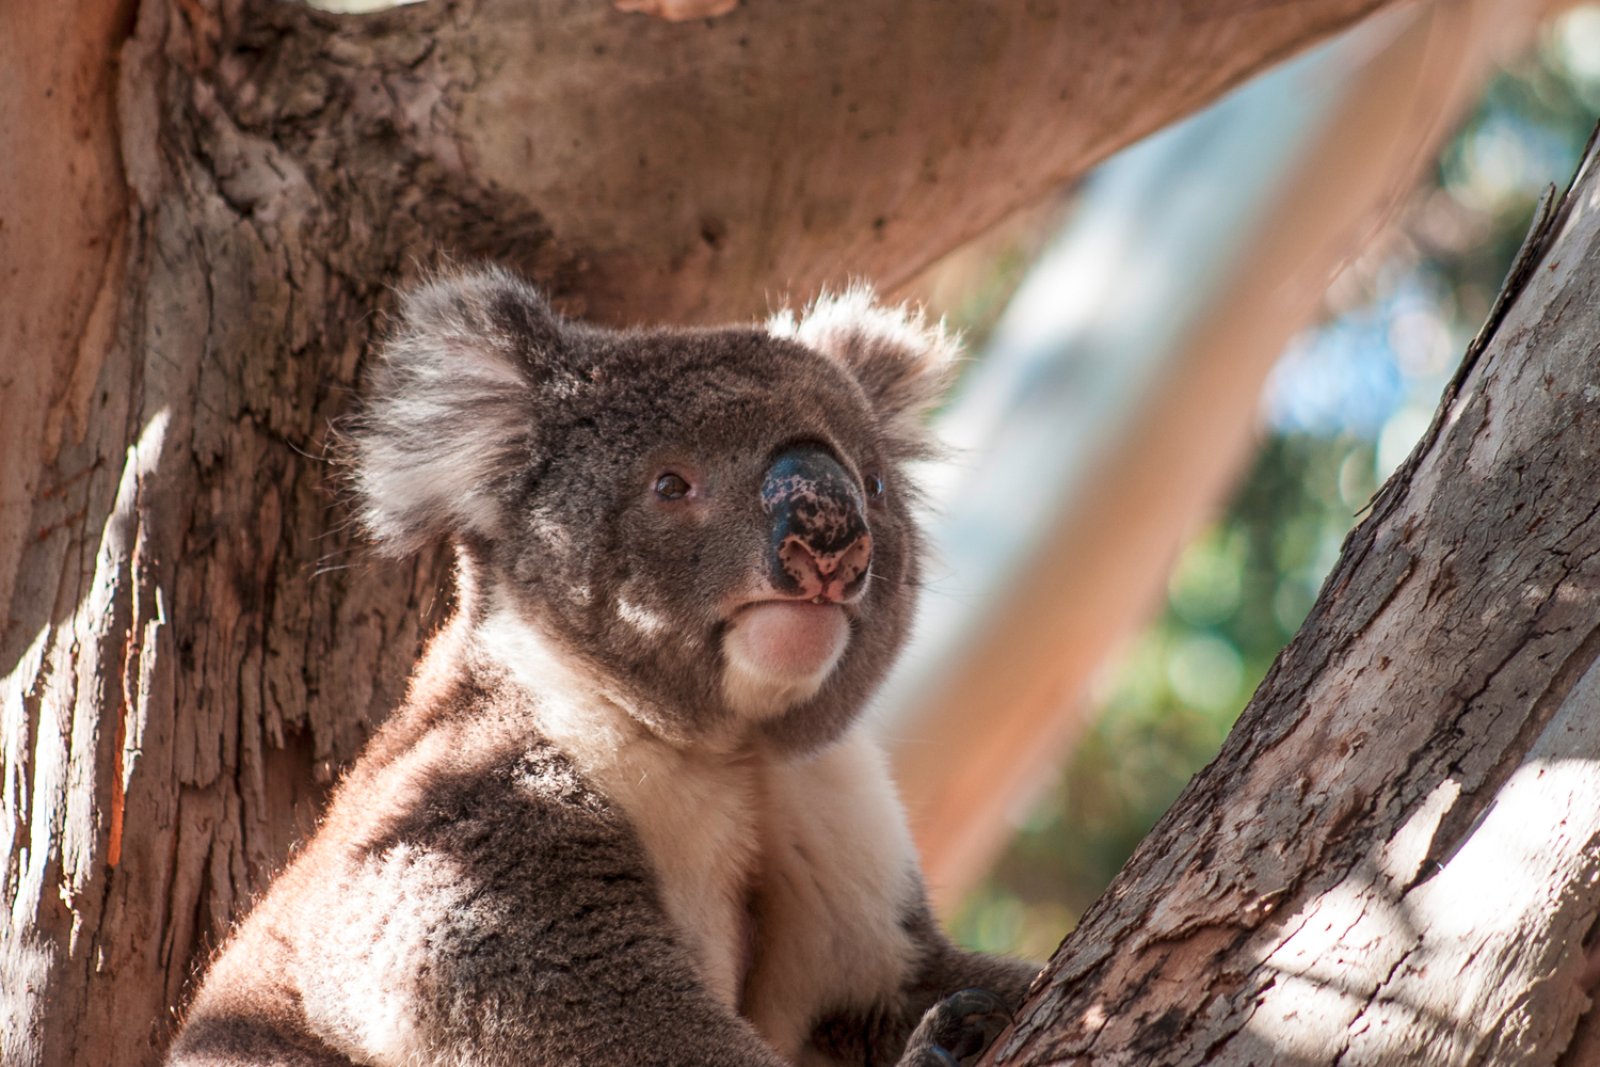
[901, 987, 1014, 1067]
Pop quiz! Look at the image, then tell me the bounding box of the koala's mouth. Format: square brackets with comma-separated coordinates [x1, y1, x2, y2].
[727, 600, 849, 678]
[719, 599, 851, 719]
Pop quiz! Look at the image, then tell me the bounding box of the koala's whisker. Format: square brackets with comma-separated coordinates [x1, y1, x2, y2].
[278, 435, 325, 463]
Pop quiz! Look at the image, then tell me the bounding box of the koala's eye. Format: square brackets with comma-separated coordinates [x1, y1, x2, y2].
[864, 472, 886, 501]
[654, 472, 692, 500]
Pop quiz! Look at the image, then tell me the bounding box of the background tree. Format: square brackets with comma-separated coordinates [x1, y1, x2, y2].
[959, 19, 1600, 950]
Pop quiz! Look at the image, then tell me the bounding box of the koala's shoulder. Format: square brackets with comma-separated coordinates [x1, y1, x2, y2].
[317, 664, 623, 868]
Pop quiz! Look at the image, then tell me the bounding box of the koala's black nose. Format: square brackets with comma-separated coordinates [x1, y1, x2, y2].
[761, 447, 873, 602]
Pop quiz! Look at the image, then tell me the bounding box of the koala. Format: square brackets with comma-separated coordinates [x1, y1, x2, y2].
[168, 267, 1040, 1067]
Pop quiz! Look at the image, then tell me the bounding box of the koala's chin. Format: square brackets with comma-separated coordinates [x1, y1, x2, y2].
[720, 600, 852, 719]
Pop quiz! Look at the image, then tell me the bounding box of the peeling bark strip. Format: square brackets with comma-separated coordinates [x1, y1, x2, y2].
[996, 137, 1600, 1066]
[613, 0, 740, 22]
[2, 1, 1409, 1065]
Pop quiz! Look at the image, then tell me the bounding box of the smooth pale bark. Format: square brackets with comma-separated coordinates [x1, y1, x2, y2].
[896, 0, 1552, 913]
[992, 137, 1600, 1065]
[1, 1, 1401, 1065]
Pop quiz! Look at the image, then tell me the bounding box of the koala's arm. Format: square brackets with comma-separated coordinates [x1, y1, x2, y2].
[914, 917, 1040, 1006]
[895, 935, 1042, 1067]
[809, 896, 1040, 1067]
[170, 745, 793, 1067]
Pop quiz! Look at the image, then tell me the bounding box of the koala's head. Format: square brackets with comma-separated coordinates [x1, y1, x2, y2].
[348, 267, 955, 754]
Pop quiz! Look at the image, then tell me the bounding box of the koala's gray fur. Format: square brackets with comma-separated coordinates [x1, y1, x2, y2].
[168, 267, 1039, 1067]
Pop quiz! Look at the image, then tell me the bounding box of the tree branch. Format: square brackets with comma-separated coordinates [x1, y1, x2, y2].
[995, 130, 1600, 1066]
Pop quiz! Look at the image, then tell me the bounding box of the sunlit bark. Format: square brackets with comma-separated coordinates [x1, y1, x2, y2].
[992, 138, 1600, 1066]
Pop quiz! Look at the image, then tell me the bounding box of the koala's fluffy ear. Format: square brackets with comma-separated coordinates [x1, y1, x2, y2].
[347, 267, 561, 557]
[768, 286, 959, 457]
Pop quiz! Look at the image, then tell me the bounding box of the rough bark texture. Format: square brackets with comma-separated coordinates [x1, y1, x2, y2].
[1, 1, 1403, 1065]
[993, 137, 1600, 1065]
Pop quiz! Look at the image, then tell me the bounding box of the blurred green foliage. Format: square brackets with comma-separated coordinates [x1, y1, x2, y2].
[954, 7, 1600, 963]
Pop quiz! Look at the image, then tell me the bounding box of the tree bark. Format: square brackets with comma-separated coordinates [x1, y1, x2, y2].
[1, 1, 1402, 1065]
[992, 134, 1600, 1065]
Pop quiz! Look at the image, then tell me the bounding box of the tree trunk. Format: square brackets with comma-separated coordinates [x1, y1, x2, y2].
[992, 134, 1600, 1065]
[1, 1, 1402, 1064]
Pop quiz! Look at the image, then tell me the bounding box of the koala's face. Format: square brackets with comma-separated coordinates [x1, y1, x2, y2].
[350, 269, 955, 753]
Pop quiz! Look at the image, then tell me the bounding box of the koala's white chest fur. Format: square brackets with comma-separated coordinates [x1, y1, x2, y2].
[482, 607, 922, 1061]
[582, 731, 765, 1009]
[528, 698, 919, 1061]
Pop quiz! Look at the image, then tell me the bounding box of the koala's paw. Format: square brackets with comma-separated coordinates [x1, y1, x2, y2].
[899, 988, 1014, 1067]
